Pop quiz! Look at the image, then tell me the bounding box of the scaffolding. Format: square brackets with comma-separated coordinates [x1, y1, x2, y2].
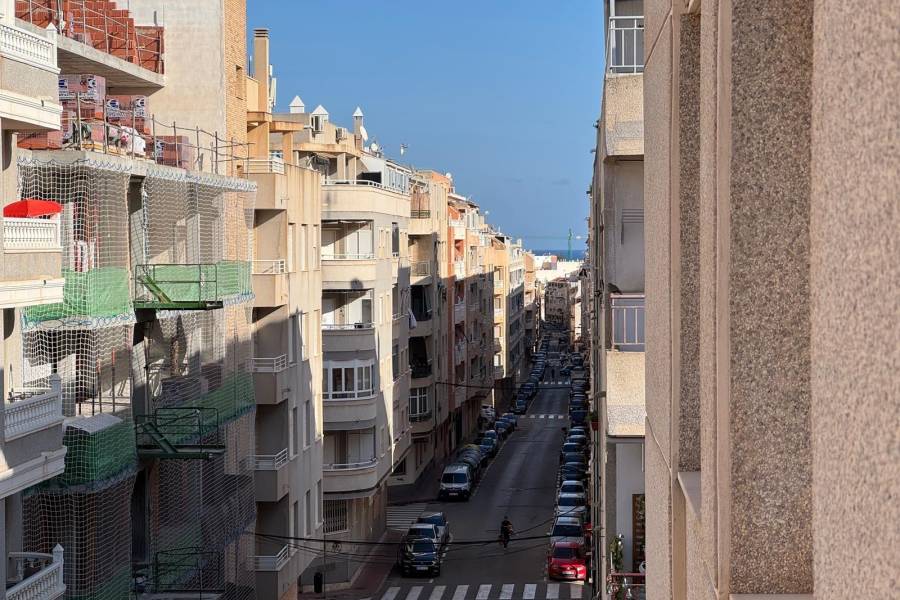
[19, 154, 257, 599]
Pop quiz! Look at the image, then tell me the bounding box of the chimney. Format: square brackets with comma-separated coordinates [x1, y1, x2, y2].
[253, 29, 270, 113]
[290, 96, 305, 114]
[352, 106, 364, 137]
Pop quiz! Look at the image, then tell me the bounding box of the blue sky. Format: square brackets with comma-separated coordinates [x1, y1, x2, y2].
[248, 1, 604, 251]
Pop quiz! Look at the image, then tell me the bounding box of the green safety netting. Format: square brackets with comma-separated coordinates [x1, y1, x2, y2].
[24, 267, 132, 325]
[135, 261, 251, 305]
[53, 414, 138, 487]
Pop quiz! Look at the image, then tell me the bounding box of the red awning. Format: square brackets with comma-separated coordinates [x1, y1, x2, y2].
[3, 199, 62, 218]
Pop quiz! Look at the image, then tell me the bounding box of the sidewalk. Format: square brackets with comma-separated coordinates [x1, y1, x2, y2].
[297, 530, 403, 600]
[387, 454, 449, 506]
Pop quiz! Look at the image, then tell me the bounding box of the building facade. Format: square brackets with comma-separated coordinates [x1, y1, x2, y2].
[640, 1, 898, 599]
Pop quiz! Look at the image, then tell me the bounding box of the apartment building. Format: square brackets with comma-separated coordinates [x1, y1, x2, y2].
[588, 1, 647, 593]
[487, 233, 526, 406]
[544, 278, 578, 338]
[640, 1, 897, 599]
[6, 2, 261, 599]
[523, 252, 540, 354]
[276, 101, 412, 583]
[245, 30, 324, 599]
[0, 2, 66, 597]
[390, 170, 451, 484]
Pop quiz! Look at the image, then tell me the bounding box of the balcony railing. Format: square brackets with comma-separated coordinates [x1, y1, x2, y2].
[323, 458, 378, 471]
[0, 20, 57, 71]
[249, 449, 289, 470]
[454, 302, 466, 322]
[610, 294, 645, 351]
[409, 411, 432, 423]
[252, 545, 294, 572]
[4, 375, 63, 442]
[322, 252, 376, 260]
[324, 387, 376, 401]
[412, 306, 432, 322]
[323, 178, 409, 195]
[2, 217, 61, 251]
[252, 259, 286, 274]
[411, 209, 431, 219]
[6, 545, 65, 600]
[248, 355, 289, 373]
[411, 360, 432, 379]
[453, 261, 465, 278]
[608, 16, 645, 74]
[322, 322, 374, 330]
[607, 573, 646, 600]
[411, 261, 431, 277]
[247, 157, 285, 175]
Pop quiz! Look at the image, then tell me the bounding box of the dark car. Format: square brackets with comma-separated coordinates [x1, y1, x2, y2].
[495, 421, 511, 440]
[398, 538, 442, 576]
[498, 415, 516, 432]
[479, 437, 498, 457]
[502, 413, 518, 428]
[560, 366, 572, 376]
[559, 464, 588, 483]
[559, 443, 584, 462]
[416, 512, 450, 549]
[521, 383, 537, 398]
[512, 400, 528, 415]
[570, 410, 587, 427]
[567, 434, 588, 447]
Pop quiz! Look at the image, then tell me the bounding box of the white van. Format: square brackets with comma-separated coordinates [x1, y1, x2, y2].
[439, 463, 473, 500]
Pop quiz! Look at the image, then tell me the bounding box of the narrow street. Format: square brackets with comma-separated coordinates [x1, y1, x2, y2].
[374, 367, 585, 599]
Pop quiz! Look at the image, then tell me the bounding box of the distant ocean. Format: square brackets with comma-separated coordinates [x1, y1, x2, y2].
[531, 249, 585, 261]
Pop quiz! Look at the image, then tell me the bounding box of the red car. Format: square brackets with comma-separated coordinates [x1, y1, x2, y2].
[547, 541, 589, 581]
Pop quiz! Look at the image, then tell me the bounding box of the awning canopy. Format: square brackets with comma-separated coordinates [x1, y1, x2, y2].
[3, 199, 62, 218]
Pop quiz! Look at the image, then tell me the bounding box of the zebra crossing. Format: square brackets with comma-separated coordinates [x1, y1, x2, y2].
[524, 414, 567, 419]
[386, 503, 429, 531]
[375, 582, 585, 600]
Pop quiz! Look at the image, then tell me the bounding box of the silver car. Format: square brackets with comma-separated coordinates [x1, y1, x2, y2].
[555, 493, 588, 520]
[549, 516, 586, 547]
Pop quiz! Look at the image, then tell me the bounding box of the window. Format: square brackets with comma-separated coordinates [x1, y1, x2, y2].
[304, 399, 311, 447]
[291, 407, 299, 457]
[322, 361, 375, 399]
[392, 344, 400, 380]
[289, 313, 298, 363]
[300, 225, 308, 270]
[313, 225, 320, 267]
[288, 223, 295, 272]
[409, 387, 429, 419]
[324, 499, 348, 533]
[305, 490, 312, 535]
[392, 458, 407, 476]
[316, 480, 323, 526]
[301, 312, 309, 357]
[293, 500, 300, 538]
[391, 222, 400, 256]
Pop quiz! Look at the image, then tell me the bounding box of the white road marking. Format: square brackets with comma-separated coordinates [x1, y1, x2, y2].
[569, 584, 583, 598]
[499, 583, 515, 599]
[546, 583, 560, 599]
[539, 414, 546, 419]
[381, 587, 401, 600]
[451, 585, 469, 600]
[405, 586, 423, 600]
[428, 585, 446, 600]
[475, 584, 492, 599]
[523, 583, 537, 599]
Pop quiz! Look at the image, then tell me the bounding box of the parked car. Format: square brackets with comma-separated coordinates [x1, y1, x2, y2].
[483, 429, 499, 445]
[561, 452, 586, 467]
[439, 463, 473, 500]
[560, 366, 572, 376]
[560, 443, 585, 462]
[558, 480, 587, 496]
[567, 434, 588, 447]
[555, 492, 589, 520]
[549, 516, 586, 547]
[547, 541, 589, 581]
[512, 399, 528, 415]
[497, 416, 515, 433]
[502, 413, 518, 428]
[570, 410, 587, 427]
[416, 513, 450, 549]
[479, 436, 498, 458]
[457, 450, 484, 472]
[406, 523, 442, 549]
[398, 537, 442, 576]
[495, 421, 511, 440]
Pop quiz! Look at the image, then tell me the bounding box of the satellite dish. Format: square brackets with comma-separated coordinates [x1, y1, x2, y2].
[370, 142, 380, 153]
[359, 125, 369, 142]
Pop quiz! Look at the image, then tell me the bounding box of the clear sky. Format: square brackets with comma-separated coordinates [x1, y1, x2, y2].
[247, 1, 604, 251]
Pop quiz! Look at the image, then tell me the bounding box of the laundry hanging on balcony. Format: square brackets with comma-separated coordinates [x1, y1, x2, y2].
[3, 198, 62, 218]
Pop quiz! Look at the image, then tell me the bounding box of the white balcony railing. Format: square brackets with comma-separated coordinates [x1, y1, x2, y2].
[252, 545, 294, 572]
[249, 449, 289, 470]
[4, 376, 63, 442]
[610, 293, 645, 350]
[6, 545, 65, 600]
[453, 261, 465, 278]
[252, 259, 286, 274]
[248, 355, 289, 373]
[608, 16, 645, 74]
[323, 457, 378, 471]
[0, 21, 57, 71]
[2, 218, 61, 251]
[322, 252, 376, 260]
[247, 157, 285, 175]
[322, 322, 374, 331]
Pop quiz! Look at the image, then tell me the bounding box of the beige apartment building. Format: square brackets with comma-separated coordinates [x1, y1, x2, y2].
[523, 252, 540, 354]
[588, 0, 648, 594]
[640, 1, 898, 599]
[487, 233, 527, 405]
[246, 30, 325, 599]
[274, 100, 412, 583]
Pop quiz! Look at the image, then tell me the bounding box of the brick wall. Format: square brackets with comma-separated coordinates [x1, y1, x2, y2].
[224, 0, 247, 177]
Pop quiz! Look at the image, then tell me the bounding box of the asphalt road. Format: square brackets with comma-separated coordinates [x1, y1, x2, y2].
[375, 361, 583, 599]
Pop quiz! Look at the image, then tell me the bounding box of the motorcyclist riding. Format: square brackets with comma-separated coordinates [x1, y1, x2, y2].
[499, 516, 514, 548]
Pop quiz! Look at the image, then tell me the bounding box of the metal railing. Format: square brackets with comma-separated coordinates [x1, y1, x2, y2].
[322, 322, 374, 330]
[4, 375, 63, 442]
[607, 573, 646, 599]
[323, 178, 408, 195]
[411, 360, 432, 379]
[251, 259, 286, 274]
[322, 252, 376, 260]
[323, 387, 376, 401]
[17, 0, 164, 73]
[411, 260, 431, 277]
[2, 217, 61, 251]
[249, 448, 289, 471]
[323, 457, 378, 471]
[411, 209, 431, 219]
[6, 545, 65, 600]
[0, 19, 56, 71]
[247, 157, 285, 175]
[252, 545, 294, 572]
[610, 293, 645, 350]
[607, 16, 645, 74]
[409, 411, 432, 423]
[248, 355, 289, 373]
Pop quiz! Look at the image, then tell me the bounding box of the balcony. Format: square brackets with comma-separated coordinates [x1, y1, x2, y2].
[411, 359, 433, 382]
[322, 180, 409, 218]
[6, 545, 66, 600]
[4, 376, 63, 442]
[607, 15, 645, 74]
[250, 166, 289, 210]
[454, 341, 466, 363]
[494, 365, 505, 380]
[3, 217, 61, 252]
[322, 323, 376, 353]
[410, 260, 431, 284]
[454, 301, 466, 323]
[247, 157, 286, 175]
[610, 294, 645, 351]
[252, 259, 287, 307]
[250, 355, 292, 406]
[251, 449, 291, 503]
[322, 253, 378, 289]
[409, 208, 432, 235]
[607, 573, 646, 599]
[133, 262, 251, 310]
[253, 545, 301, 600]
[450, 220, 465, 240]
[453, 261, 465, 279]
[323, 458, 379, 494]
[323, 389, 377, 430]
[453, 385, 466, 407]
